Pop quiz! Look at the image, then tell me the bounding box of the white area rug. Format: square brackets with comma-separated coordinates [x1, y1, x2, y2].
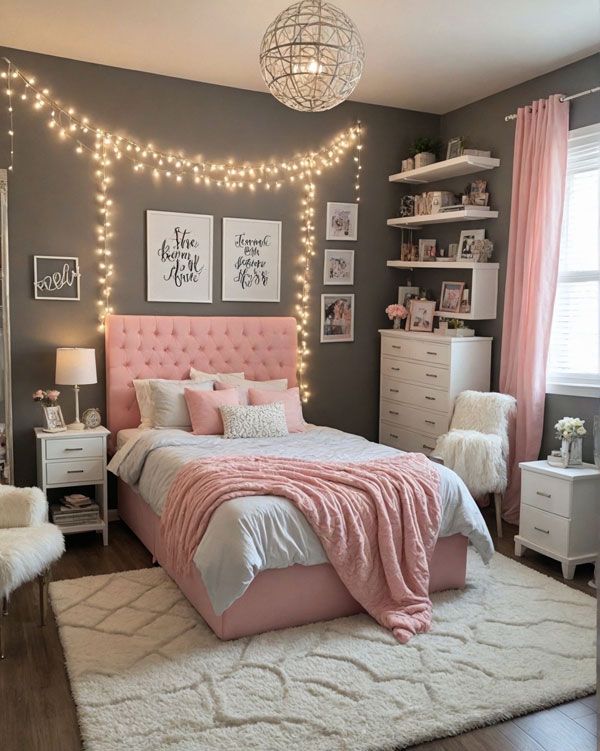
[50, 551, 596, 751]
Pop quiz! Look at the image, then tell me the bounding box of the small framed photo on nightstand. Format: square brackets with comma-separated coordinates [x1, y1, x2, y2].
[42, 405, 67, 433]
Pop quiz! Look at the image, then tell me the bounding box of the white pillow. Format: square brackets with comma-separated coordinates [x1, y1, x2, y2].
[218, 374, 288, 390]
[220, 403, 288, 439]
[189, 367, 245, 383]
[147, 380, 213, 429]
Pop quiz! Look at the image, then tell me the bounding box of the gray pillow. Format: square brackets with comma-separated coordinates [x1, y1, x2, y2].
[148, 380, 213, 429]
[220, 403, 288, 439]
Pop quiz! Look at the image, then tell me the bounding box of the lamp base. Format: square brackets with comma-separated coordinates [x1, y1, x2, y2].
[67, 421, 85, 431]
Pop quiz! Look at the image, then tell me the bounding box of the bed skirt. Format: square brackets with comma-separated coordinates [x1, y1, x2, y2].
[118, 478, 468, 640]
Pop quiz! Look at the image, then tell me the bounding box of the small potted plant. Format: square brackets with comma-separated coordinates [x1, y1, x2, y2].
[385, 303, 408, 330]
[408, 137, 442, 169]
[555, 417, 586, 467]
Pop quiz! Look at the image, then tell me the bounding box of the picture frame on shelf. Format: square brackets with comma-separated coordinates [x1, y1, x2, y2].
[439, 281, 465, 314]
[418, 238, 437, 262]
[323, 249, 354, 285]
[398, 285, 419, 308]
[446, 137, 463, 160]
[457, 229, 485, 260]
[42, 405, 67, 433]
[407, 299, 436, 333]
[320, 293, 354, 343]
[326, 202, 358, 241]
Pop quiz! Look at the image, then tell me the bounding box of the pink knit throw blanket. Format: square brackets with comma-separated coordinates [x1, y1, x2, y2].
[161, 454, 441, 643]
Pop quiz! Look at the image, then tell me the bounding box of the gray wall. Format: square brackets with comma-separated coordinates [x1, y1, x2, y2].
[434, 54, 598, 461]
[0, 46, 439, 486]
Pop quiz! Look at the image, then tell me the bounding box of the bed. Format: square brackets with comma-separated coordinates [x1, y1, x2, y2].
[106, 314, 493, 640]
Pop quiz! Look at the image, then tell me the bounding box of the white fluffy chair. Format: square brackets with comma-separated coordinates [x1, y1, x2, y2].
[433, 391, 517, 538]
[0, 485, 64, 658]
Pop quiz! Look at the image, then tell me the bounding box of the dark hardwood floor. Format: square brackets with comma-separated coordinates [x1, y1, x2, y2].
[0, 510, 596, 751]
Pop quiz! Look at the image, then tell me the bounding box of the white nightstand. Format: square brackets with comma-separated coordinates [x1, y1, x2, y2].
[35, 427, 110, 545]
[514, 460, 599, 579]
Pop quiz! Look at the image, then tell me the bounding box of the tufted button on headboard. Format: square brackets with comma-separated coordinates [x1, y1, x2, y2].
[105, 315, 298, 447]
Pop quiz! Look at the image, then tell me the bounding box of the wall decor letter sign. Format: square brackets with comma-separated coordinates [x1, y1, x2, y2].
[222, 217, 282, 302]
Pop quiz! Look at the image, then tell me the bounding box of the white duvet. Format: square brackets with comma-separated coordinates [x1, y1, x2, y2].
[109, 426, 494, 614]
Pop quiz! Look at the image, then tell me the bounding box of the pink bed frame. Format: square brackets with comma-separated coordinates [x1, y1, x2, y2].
[106, 314, 468, 640]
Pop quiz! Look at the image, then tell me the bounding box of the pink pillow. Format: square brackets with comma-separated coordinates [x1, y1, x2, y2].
[248, 387, 306, 433]
[214, 381, 249, 405]
[184, 388, 240, 435]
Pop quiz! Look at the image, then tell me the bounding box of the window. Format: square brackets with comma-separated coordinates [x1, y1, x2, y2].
[546, 123, 600, 398]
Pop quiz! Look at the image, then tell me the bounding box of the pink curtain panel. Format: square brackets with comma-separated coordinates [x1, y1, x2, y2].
[500, 94, 569, 522]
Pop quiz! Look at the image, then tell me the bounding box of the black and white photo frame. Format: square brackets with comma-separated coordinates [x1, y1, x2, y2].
[222, 217, 282, 302]
[323, 249, 354, 285]
[326, 202, 358, 241]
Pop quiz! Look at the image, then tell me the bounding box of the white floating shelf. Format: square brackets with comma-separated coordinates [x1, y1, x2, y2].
[434, 311, 478, 321]
[387, 208, 498, 228]
[387, 260, 499, 270]
[389, 155, 500, 184]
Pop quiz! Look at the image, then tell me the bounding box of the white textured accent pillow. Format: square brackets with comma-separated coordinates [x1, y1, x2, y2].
[189, 368, 244, 383]
[220, 403, 288, 439]
[148, 380, 213, 429]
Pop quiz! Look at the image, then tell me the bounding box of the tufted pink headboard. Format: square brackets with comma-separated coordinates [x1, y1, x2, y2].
[105, 315, 298, 444]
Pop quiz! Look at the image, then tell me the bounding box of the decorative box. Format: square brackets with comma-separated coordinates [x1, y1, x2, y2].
[428, 191, 457, 214]
[414, 151, 436, 169]
[462, 148, 491, 158]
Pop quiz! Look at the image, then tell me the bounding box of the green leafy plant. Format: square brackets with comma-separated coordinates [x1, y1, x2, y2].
[408, 137, 442, 158]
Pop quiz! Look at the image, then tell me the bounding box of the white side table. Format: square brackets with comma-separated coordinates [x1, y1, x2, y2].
[35, 427, 110, 545]
[514, 460, 599, 579]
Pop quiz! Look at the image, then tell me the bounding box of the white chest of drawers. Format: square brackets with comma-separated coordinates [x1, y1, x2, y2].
[514, 460, 600, 579]
[378, 330, 492, 456]
[35, 426, 110, 545]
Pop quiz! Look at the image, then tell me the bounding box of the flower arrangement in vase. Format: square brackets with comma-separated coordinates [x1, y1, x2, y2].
[555, 417, 586, 467]
[385, 303, 408, 330]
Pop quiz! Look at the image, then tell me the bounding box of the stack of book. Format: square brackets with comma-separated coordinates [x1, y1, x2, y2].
[51, 494, 100, 527]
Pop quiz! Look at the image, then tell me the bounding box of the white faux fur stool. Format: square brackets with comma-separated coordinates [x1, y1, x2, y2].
[434, 391, 517, 538]
[0, 485, 64, 658]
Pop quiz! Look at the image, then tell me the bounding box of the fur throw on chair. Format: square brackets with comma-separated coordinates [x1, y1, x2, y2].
[0, 485, 47, 528]
[434, 391, 516, 498]
[0, 525, 64, 598]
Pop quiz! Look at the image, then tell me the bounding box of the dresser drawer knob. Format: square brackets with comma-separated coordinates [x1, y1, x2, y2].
[533, 526, 550, 534]
[536, 491, 551, 498]
[422, 444, 435, 451]
[426, 351, 437, 356]
[391, 345, 401, 350]
[389, 410, 399, 416]
[425, 373, 437, 378]
[425, 396, 436, 401]
[424, 419, 435, 425]
[67, 469, 85, 474]
[390, 433, 399, 439]
[391, 367, 400, 371]
[64, 447, 84, 452]
[390, 388, 399, 393]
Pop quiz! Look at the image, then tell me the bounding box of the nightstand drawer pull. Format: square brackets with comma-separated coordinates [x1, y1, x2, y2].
[67, 469, 85, 474]
[533, 526, 550, 534]
[64, 447, 84, 452]
[536, 491, 551, 498]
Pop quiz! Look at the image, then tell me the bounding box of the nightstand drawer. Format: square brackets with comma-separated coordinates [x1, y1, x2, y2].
[381, 357, 449, 390]
[381, 337, 450, 365]
[519, 504, 569, 556]
[380, 400, 448, 436]
[45, 459, 104, 485]
[45, 436, 104, 461]
[521, 470, 572, 518]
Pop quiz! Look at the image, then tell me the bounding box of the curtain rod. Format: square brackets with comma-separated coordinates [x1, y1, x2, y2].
[504, 85, 600, 122]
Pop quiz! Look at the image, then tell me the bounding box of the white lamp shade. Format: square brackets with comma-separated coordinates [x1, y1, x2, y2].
[55, 348, 97, 385]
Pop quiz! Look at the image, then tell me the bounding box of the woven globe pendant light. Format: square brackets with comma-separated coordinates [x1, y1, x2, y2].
[259, 0, 365, 112]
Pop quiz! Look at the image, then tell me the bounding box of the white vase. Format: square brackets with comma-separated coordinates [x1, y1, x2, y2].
[560, 436, 583, 467]
[392, 317, 403, 330]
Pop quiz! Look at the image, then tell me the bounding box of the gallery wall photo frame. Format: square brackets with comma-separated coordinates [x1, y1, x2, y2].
[222, 217, 282, 302]
[326, 202, 358, 241]
[323, 248, 354, 285]
[33, 256, 80, 301]
[320, 293, 355, 343]
[146, 210, 213, 303]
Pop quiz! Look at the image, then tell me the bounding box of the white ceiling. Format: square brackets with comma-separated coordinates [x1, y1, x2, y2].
[1, 0, 599, 113]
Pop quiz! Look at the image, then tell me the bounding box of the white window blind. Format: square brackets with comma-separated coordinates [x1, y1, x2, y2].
[546, 123, 600, 398]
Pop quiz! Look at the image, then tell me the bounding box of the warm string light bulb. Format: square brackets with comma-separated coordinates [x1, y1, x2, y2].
[2, 56, 364, 400]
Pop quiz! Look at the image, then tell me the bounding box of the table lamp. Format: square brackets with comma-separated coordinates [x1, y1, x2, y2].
[55, 348, 97, 430]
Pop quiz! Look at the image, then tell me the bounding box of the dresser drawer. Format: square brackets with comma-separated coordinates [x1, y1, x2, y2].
[519, 504, 569, 556]
[381, 337, 450, 366]
[381, 357, 449, 390]
[45, 436, 104, 461]
[521, 470, 572, 518]
[45, 459, 104, 486]
[380, 376, 450, 413]
[380, 400, 448, 436]
[379, 422, 438, 455]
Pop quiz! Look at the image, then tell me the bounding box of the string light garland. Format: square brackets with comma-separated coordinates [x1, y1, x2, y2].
[2, 56, 364, 401]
